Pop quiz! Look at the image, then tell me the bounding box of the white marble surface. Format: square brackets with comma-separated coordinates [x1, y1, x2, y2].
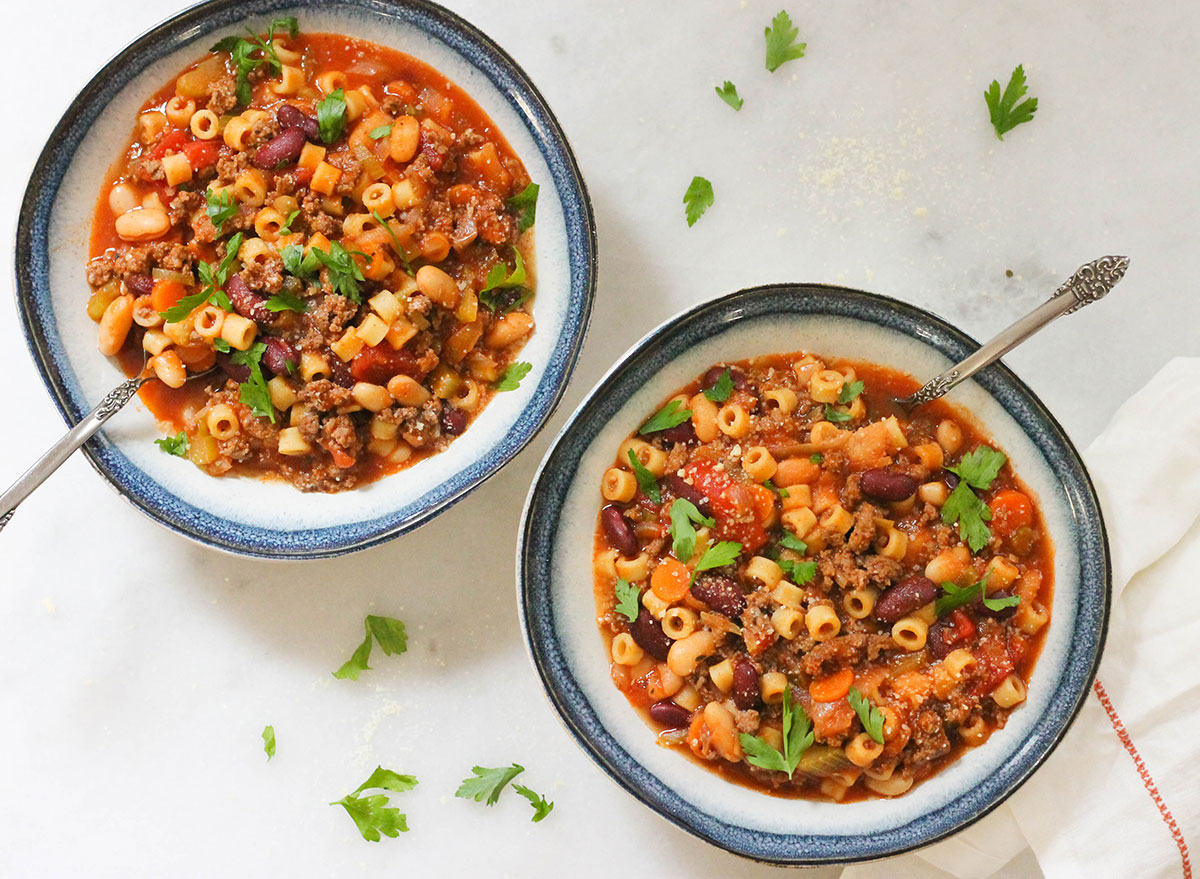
[1, 1, 1194, 876]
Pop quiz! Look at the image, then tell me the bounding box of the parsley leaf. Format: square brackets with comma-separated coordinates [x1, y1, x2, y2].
[333, 614, 408, 680]
[935, 572, 991, 616]
[317, 88, 347, 143]
[369, 124, 392, 139]
[214, 338, 231, 353]
[985, 64, 1038, 141]
[331, 794, 408, 841]
[683, 176, 714, 227]
[229, 341, 275, 423]
[764, 478, 789, 498]
[639, 399, 692, 434]
[715, 80, 744, 111]
[941, 481, 992, 552]
[614, 578, 640, 622]
[691, 540, 743, 584]
[779, 534, 807, 554]
[669, 498, 716, 562]
[627, 449, 660, 503]
[205, 188, 238, 231]
[809, 453, 823, 464]
[280, 243, 318, 280]
[512, 784, 554, 823]
[764, 10, 807, 72]
[779, 558, 817, 586]
[481, 247, 527, 292]
[261, 724, 275, 760]
[353, 766, 419, 795]
[155, 432, 189, 457]
[278, 208, 300, 235]
[311, 240, 367, 301]
[837, 380, 864, 404]
[162, 232, 242, 322]
[493, 361, 532, 391]
[371, 211, 414, 273]
[825, 405, 853, 423]
[507, 182, 539, 233]
[739, 686, 813, 778]
[704, 368, 733, 403]
[456, 764, 525, 806]
[212, 21, 295, 107]
[949, 446, 1007, 491]
[847, 687, 885, 744]
[265, 289, 307, 313]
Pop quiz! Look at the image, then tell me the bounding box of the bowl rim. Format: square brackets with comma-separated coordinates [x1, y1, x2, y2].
[13, 0, 598, 559]
[517, 282, 1111, 865]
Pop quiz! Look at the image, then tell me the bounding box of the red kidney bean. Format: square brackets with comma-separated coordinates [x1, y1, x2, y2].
[976, 588, 1020, 620]
[226, 274, 272, 322]
[663, 472, 712, 516]
[262, 337, 298, 376]
[601, 505, 638, 558]
[440, 407, 467, 437]
[252, 126, 308, 169]
[874, 575, 939, 624]
[629, 606, 672, 661]
[651, 420, 697, 445]
[703, 364, 748, 390]
[690, 576, 747, 618]
[860, 468, 918, 502]
[732, 655, 760, 710]
[215, 350, 251, 382]
[329, 356, 356, 389]
[276, 104, 320, 141]
[649, 700, 693, 729]
[927, 609, 976, 660]
[943, 470, 961, 490]
[125, 274, 154, 296]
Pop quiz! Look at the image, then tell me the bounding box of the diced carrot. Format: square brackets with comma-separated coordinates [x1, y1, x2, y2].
[150, 279, 186, 313]
[326, 444, 356, 469]
[989, 490, 1033, 537]
[749, 484, 776, 526]
[651, 558, 691, 603]
[810, 667, 854, 703]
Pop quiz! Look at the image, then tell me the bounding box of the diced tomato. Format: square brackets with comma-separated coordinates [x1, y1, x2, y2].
[151, 129, 188, 159]
[807, 696, 856, 740]
[181, 139, 221, 171]
[989, 490, 1034, 538]
[973, 636, 1015, 694]
[743, 626, 777, 657]
[682, 459, 768, 554]
[350, 345, 422, 384]
[324, 442, 356, 469]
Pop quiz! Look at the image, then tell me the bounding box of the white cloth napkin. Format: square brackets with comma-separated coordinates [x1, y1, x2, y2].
[842, 356, 1200, 879]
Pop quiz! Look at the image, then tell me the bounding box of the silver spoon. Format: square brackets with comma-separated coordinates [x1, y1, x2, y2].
[896, 255, 1129, 408]
[0, 367, 217, 533]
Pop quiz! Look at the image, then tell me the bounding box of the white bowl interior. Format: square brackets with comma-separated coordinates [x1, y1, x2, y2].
[549, 312, 1077, 835]
[45, 5, 570, 529]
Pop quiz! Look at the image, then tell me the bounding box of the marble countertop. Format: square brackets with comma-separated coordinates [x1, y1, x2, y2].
[1, 1, 1193, 876]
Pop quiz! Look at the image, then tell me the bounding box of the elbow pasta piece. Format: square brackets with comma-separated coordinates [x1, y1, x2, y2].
[206, 404, 241, 439]
[615, 552, 651, 583]
[667, 631, 716, 677]
[661, 607, 698, 640]
[1016, 601, 1049, 635]
[717, 403, 751, 438]
[708, 659, 734, 693]
[610, 633, 644, 667]
[233, 168, 268, 205]
[760, 672, 788, 705]
[991, 674, 1028, 708]
[618, 438, 667, 477]
[272, 65, 304, 95]
[742, 446, 777, 483]
[892, 616, 928, 652]
[601, 468, 637, 503]
[220, 314, 258, 351]
[843, 588, 878, 620]
[865, 774, 914, 797]
[808, 369, 844, 403]
[277, 427, 312, 456]
[805, 605, 841, 642]
[771, 607, 805, 640]
[689, 393, 720, 442]
[745, 556, 783, 589]
[959, 714, 989, 746]
[316, 70, 348, 94]
[762, 387, 798, 414]
[846, 732, 884, 768]
[164, 96, 195, 126]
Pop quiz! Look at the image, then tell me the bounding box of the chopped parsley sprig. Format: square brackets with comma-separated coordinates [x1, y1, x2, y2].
[847, 687, 885, 744]
[985, 64, 1038, 140]
[210, 17, 298, 106]
[507, 182, 539, 233]
[738, 685, 813, 778]
[627, 449, 660, 503]
[935, 572, 1020, 617]
[456, 764, 525, 806]
[261, 724, 276, 760]
[614, 578, 640, 622]
[683, 176, 714, 226]
[764, 10, 807, 72]
[703, 368, 734, 403]
[715, 81, 744, 111]
[160, 232, 243, 322]
[333, 615, 408, 680]
[690, 540, 742, 585]
[229, 341, 275, 422]
[493, 361, 532, 391]
[941, 446, 1007, 552]
[155, 432, 189, 457]
[330, 766, 417, 842]
[639, 399, 692, 434]
[317, 88, 348, 143]
[668, 498, 715, 562]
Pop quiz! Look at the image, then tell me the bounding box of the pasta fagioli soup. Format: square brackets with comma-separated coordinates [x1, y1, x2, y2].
[592, 352, 1053, 801]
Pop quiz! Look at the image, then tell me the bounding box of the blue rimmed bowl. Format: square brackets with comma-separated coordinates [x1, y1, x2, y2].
[15, 0, 596, 559]
[518, 284, 1109, 865]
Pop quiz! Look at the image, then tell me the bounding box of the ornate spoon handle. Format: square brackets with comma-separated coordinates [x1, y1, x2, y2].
[0, 376, 147, 533]
[898, 255, 1130, 408]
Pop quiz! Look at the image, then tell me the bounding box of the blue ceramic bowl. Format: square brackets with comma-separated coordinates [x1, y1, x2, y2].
[518, 284, 1109, 865]
[15, 0, 596, 559]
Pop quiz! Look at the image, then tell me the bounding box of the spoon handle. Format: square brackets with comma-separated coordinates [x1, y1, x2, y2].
[0, 376, 146, 532]
[900, 255, 1130, 408]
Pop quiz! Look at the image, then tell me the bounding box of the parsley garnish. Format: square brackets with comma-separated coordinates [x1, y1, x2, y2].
[493, 361, 532, 391]
[311, 240, 367, 301]
[507, 182, 539, 233]
[261, 724, 275, 760]
[456, 764, 524, 806]
[683, 175, 714, 226]
[229, 341, 275, 422]
[265, 289, 307, 313]
[210, 17, 298, 106]
[715, 81, 743, 111]
[779, 533, 807, 554]
[371, 210, 414, 273]
[825, 406, 853, 423]
[809, 453, 823, 464]
[280, 242, 319, 280]
[764, 10, 807, 72]
[333, 614, 408, 680]
[669, 498, 716, 562]
[935, 572, 1020, 616]
[838, 380, 864, 404]
[214, 338, 231, 353]
[512, 785, 554, 822]
[639, 399, 692, 434]
[941, 446, 1007, 552]
[738, 686, 813, 778]
[690, 540, 743, 584]
[704, 368, 734, 402]
[627, 449, 660, 503]
[764, 478, 789, 498]
[985, 64, 1038, 141]
[205, 189, 238, 231]
[155, 432, 189, 456]
[278, 208, 300, 235]
[160, 232, 242, 322]
[778, 557, 817, 586]
[848, 687, 885, 744]
[330, 766, 417, 842]
[481, 247, 527, 292]
[369, 124, 392, 139]
[317, 88, 347, 143]
[614, 578, 641, 622]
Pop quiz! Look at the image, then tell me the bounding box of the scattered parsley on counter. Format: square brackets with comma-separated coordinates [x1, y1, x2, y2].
[738, 686, 813, 778]
[668, 498, 716, 562]
[715, 80, 744, 111]
[456, 764, 525, 806]
[627, 449, 660, 503]
[507, 182, 540, 233]
[331, 766, 418, 842]
[333, 615, 408, 681]
[614, 578, 641, 622]
[847, 687, 885, 744]
[261, 724, 276, 760]
[683, 175, 714, 226]
[764, 10, 806, 72]
[155, 432, 189, 457]
[985, 64, 1038, 140]
[317, 87, 348, 143]
[639, 399, 692, 434]
[703, 368, 734, 402]
[513, 785, 554, 823]
[493, 361, 532, 391]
